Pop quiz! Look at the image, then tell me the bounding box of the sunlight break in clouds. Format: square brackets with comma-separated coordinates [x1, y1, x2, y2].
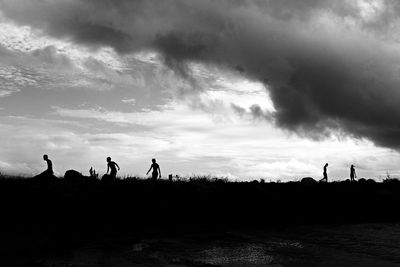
[0, 1, 400, 180]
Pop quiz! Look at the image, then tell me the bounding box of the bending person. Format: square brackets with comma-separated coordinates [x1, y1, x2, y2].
[42, 154, 53, 175]
[146, 158, 161, 180]
[106, 157, 120, 179]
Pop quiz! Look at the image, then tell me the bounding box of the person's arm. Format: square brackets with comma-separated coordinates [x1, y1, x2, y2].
[115, 162, 120, 171]
[146, 165, 152, 175]
[107, 164, 109, 174]
[158, 166, 161, 178]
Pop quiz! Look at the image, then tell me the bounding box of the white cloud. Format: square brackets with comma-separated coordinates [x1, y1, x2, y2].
[354, 0, 386, 21]
[121, 98, 136, 105]
[48, 97, 400, 180]
[0, 16, 124, 70]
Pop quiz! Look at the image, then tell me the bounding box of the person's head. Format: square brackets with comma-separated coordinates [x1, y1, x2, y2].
[43, 154, 48, 160]
[325, 163, 328, 167]
[351, 164, 354, 168]
[107, 157, 111, 162]
[152, 158, 156, 163]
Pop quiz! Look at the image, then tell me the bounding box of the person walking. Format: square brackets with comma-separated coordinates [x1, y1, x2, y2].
[320, 163, 328, 182]
[146, 158, 161, 181]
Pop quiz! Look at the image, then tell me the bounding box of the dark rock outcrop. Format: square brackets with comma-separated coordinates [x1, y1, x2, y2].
[64, 169, 85, 182]
[101, 174, 115, 183]
[301, 177, 317, 185]
[32, 172, 58, 183]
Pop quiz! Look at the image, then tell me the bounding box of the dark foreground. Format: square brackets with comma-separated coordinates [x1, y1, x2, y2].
[1, 177, 400, 266]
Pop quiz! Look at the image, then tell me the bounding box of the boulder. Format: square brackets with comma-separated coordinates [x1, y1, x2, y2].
[301, 177, 317, 185]
[32, 172, 58, 183]
[358, 178, 367, 184]
[64, 169, 84, 182]
[101, 174, 115, 183]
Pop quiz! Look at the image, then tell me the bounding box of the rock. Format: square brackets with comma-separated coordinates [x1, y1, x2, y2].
[358, 178, 367, 184]
[101, 174, 115, 183]
[32, 172, 58, 183]
[301, 177, 317, 185]
[64, 169, 84, 182]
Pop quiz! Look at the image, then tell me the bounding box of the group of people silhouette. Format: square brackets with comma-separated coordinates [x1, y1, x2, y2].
[40, 155, 161, 180]
[319, 163, 357, 182]
[39, 154, 362, 182]
[106, 157, 161, 180]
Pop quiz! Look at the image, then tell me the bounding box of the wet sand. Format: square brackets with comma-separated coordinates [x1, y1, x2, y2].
[6, 223, 399, 266]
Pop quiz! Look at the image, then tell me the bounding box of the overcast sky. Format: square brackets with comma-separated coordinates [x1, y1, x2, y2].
[0, 0, 400, 180]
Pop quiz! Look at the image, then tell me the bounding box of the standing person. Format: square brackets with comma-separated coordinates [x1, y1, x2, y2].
[350, 165, 357, 182]
[106, 157, 120, 179]
[146, 158, 161, 181]
[42, 154, 53, 175]
[320, 163, 328, 182]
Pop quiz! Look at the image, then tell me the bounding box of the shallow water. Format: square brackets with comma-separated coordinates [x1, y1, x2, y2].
[39, 223, 400, 266]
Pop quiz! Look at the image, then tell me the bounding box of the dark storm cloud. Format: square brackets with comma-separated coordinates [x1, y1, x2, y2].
[2, 0, 400, 148]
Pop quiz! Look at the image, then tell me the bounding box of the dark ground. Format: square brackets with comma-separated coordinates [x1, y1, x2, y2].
[1, 176, 400, 266]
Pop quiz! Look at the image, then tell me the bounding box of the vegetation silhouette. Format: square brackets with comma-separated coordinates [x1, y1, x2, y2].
[89, 167, 99, 179]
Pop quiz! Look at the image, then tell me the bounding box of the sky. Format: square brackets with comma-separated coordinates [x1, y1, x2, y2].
[0, 0, 400, 180]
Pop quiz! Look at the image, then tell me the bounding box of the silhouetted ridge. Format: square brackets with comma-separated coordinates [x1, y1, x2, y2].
[0, 177, 399, 229]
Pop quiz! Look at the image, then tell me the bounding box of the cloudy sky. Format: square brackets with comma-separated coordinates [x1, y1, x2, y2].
[0, 0, 400, 180]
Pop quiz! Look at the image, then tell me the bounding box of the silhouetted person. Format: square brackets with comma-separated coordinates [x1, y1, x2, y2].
[350, 165, 357, 182]
[106, 157, 120, 179]
[42, 154, 53, 175]
[320, 163, 328, 182]
[147, 158, 161, 180]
